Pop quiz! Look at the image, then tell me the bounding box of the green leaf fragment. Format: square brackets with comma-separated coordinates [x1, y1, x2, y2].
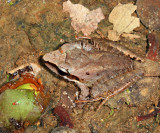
[9, 2, 14, 5]
[0, 89, 42, 128]
[16, 83, 39, 95]
[6, 74, 10, 82]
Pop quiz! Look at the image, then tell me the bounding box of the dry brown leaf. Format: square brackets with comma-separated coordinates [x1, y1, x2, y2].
[108, 30, 120, 41]
[108, 30, 141, 41]
[63, 0, 105, 36]
[109, 3, 140, 34]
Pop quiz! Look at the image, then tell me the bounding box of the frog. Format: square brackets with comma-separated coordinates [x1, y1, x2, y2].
[43, 35, 160, 109]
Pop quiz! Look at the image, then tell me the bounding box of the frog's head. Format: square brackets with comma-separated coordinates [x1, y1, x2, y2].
[43, 41, 100, 83]
[43, 42, 84, 82]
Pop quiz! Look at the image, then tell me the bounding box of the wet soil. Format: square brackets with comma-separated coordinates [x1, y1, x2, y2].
[0, 0, 160, 132]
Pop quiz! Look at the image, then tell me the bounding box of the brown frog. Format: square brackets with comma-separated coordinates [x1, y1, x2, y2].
[43, 36, 160, 109]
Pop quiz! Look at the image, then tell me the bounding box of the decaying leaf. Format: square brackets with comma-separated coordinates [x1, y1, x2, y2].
[108, 30, 141, 41]
[109, 3, 140, 34]
[63, 0, 105, 36]
[108, 30, 120, 41]
[136, 0, 160, 31]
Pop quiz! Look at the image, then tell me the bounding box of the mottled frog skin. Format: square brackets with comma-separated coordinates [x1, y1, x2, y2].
[43, 38, 160, 107]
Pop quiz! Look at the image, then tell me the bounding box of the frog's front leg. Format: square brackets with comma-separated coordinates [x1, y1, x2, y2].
[76, 82, 89, 100]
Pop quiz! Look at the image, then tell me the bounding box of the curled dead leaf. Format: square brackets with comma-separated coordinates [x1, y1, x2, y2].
[109, 3, 140, 34]
[63, 0, 105, 36]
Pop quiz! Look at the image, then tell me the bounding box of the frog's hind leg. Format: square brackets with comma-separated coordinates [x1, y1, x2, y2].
[76, 69, 145, 111]
[75, 78, 141, 111]
[96, 81, 136, 111]
[93, 69, 145, 111]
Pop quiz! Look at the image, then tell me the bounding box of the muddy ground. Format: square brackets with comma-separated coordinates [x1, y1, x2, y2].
[0, 0, 160, 132]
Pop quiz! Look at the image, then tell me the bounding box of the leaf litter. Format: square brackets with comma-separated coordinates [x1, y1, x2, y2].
[63, 0, 105, 36]
[108, 3, 140, 41]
